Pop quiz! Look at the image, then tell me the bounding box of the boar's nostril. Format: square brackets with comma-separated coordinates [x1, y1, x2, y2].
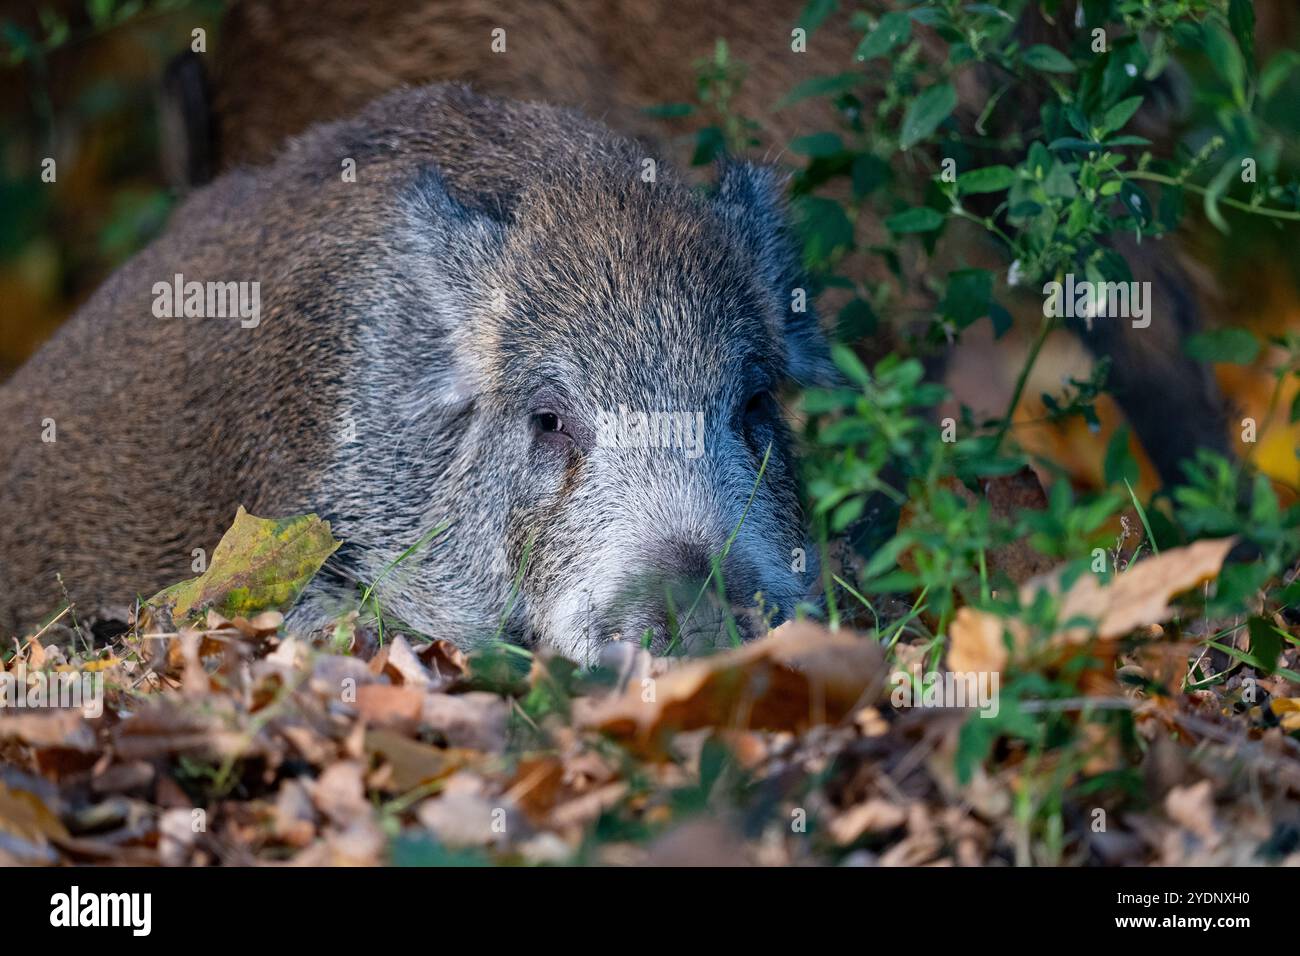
[607, 540, 769, 652]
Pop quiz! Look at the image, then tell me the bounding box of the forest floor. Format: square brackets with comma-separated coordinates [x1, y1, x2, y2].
[3, 486, 1299, 867]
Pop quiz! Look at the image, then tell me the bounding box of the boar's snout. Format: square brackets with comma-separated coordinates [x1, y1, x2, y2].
[610, 536, 768, 652]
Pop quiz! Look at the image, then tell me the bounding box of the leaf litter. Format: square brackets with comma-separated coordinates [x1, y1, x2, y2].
[2, 506, 1299, 866]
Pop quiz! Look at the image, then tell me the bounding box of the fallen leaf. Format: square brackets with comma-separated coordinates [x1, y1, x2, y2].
[0, 779, 69, 844]
[112, 698, 250, 760]
[364, 729, 477, 792]
[310, 760, 369, 825]
[415, 639, 470, 687]
[416, 789, 504, 848]
[1047, 537, 1237, 642]
[0, 710, 97, 750]
[147, 507, 340, 623]
[91, 761, 155, 794]
[273, 779, 318, 847]
[549, 782, 629, 830]
[383, 635, 437, 689]
[948, 537, 1237, 675]
[829, 799, 908, 845]
[421, 692, 508, 751]
[947, 607, 1016, 675]
[1165, 780, 1218, 842]
[581, 620, 885, 754]
[353, 684, 425, 727]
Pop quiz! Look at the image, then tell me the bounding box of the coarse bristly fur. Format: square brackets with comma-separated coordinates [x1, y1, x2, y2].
[0, 83, 832, 657]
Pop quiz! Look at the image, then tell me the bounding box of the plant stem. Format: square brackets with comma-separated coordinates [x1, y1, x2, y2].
[994, 312, 1055, 451]
[1124, 171, 1300, 223]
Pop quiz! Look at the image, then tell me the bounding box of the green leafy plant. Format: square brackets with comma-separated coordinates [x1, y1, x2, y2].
[662, 0, 1300, 860]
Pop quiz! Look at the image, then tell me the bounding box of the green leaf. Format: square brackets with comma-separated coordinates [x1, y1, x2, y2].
[1103, 425, 1139, 487]
[775, 72, 863, 109]
[88, 0, 116, 27]
[1260, 50, 1300, 100]
[1184, 327, 1260, 365]
[941, 268, 994, 328]
[148, 507, 342, 622]
[1022, 44, 1076, 73]
[798, 0, 838, 34]
[1243, 617, 1283, 675]
[851, 154, 890, 198]
[792, 195, 855, 266]
[1043, 162, 1077, 199]
[1204, 22, 1246, 105]
[790, 132, 845, 157]
[957, 165, 1015, 194]
[831, 495, 866, 532]
[1202, 157, 1240, 234]
[1228, 0, 1256, 74]
[690, 126, 726, 166]
[854, 10, 911, 61]
[1098, 96, 1143, 136]
[830, 343, 870, 386]
[1048, 137, 1102, 153]
[885, 206, 945, 233]
[899, 83, 956, 149]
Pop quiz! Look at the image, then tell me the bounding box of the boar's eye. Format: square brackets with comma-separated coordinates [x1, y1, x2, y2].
[530, 408, 578, 453]
[742, 389, 776, 426]
[533, 410, 564, 434]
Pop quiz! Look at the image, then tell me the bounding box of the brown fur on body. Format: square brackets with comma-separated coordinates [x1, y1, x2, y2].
[1, 84, 827, 653]
[194, 0, 1235, 485]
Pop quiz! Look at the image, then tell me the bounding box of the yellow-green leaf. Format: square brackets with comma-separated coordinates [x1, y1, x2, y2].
[149, 507, 341, 623]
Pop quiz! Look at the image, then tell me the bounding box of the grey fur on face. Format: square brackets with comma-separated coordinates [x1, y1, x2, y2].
[0, 85, 829, 654]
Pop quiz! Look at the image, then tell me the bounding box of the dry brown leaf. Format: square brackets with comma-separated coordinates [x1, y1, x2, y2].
[0, 779, 69, 844]
[581, 620, 885, 754]
[1048, 537, 1237, 642]
[310, 760, 369, 825]
[829, 799, 908, 845]
[112, 698, 250, 760]
[416, 788, 505, 848]
[158, 807, 199, 866]
[382, 634, 437, 689]
[549, 782, 629, 830]
[504, 756, 567, 822]
[273, 779, 319, 847]
[363, 728, 477, 792]
[353, 683, 425, 727]
[948, 537, 1237, 676]
[0, 710, 97, 750]
[947, 607, 1017, 675]
[1164, 779, 1218, 842]
[421, 692, 508, 750]
[91, 761, 155, 794]
[415, 638, 469, 689]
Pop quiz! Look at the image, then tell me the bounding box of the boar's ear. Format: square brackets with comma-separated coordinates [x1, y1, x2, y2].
[397, 167, 510, 403]
[713, 161, 834, 387]
[404, 166, 509, 260]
